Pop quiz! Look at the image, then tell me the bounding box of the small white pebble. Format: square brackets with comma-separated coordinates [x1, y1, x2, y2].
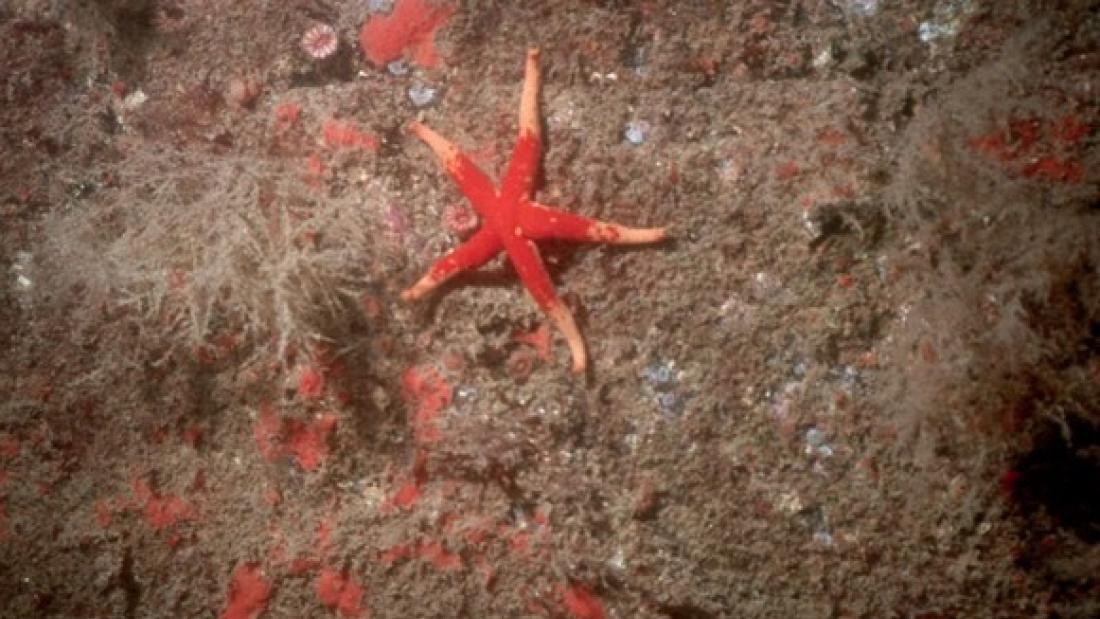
[122, 89, 147, 110]
[777, 491, 803, 514]
[624, 120, 650, 145]
[368, 0, 394, 13]
[408, 82, 437, 108]
[918, 20, 956, 44]
[607, 548, 627, 571]
[805, 427, 826, 448]
[387, 59, 410, 76]
[844, 0, 879, 16]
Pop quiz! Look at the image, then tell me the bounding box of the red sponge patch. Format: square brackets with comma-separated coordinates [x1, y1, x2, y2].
[131, 478, 196, 531]
[253, 405, 338, 472]
[221, 563, 272, 619]
[359, 0, 455, 68]
[322, 119, 380, 152]
[401, 365, 452, 445]
[285, 414, 338, 472]
[316, 567, 366, 618]
[559, 583, 606, 619]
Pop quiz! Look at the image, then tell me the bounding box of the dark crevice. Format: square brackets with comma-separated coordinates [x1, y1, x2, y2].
[1010, 412, 1100, 543]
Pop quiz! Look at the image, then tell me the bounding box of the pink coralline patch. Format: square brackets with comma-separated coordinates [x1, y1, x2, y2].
[378, 541, 414, 565]
[377, 538, 461, 571]
[315, 514, 336, 555]
[316, 567, 366, 618]
[1021, 156, 1083, 183]
[94, 499, 114, 528]
[274, 102, 302, 132]
[304, 153, 326, 188]
[385, 451, 428, 512]
[969, 131, 1011, 161]
[289, 556, 319, 575]
[817, 127, 848, 146]
[253, 406, 338, 471]
[221, 563, 272, 619]
[323, 119, 380, 151]
[500, 512, 551, 562]
[1053, 114, 1090, 144]
[417, 539, 462, 570]
[775, 160, 801, 181]
[181, 424, 203, 448]
[387, 477, 422, 511]
[358, 0, 456, 68]
[401, 365, 452, 445]
[285, 414, 338, 472]
[298, 365, 326, 399]
[508, 530, 533, 555]
[0, 433, 20, 459]
[831, 183, 856, 199]
[382, 365, 452, 513]
[142, 493, 194, 531]
[558, 583, 606, 619]
[131, 478, 196, 531]
[970, 117, 1042, 163]
[969, 113, 1089, 184]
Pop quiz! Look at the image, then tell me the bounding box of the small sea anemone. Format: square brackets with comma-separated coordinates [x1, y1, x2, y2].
[442, 202, 478, 238]
[227, 75, 263, 108]
[301, 23, 338, 60]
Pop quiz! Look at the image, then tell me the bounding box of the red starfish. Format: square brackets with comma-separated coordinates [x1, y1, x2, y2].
[403, 48, 667, 373]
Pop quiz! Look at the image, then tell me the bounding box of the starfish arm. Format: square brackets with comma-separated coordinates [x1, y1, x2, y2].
[409, 121, 499, 214]
[402, 227, 504, 301]
[518, 201, 668, 244]
[547, 303, 586, 374]
[503, 237, 587, 373]
[501, 48, 542, 203]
